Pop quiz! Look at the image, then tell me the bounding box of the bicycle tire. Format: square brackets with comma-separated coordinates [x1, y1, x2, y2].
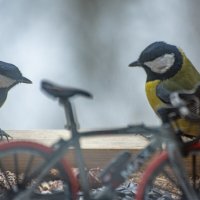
[136, 142, 200, 200]
[0, 141, 78, 200]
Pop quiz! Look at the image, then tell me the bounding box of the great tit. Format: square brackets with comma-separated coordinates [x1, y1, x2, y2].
[129, 41, 200, 137]
[0, 61, 32, 140]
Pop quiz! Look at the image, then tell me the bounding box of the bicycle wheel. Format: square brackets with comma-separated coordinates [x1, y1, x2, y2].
[0, 141, 78, 200]
[136, 142, 200, 200]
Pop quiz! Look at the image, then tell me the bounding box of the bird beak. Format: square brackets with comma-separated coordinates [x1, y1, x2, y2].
[128, 60, 142, 67]
[21, 76, 32, 84]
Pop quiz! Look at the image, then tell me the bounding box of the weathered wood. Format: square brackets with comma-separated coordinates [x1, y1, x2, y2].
[0, 130, 199, 175]
[4, 130, 148, 168]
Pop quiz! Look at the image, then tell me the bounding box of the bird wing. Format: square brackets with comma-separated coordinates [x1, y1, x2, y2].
[157, 81, 200, 116]
[156, 78, 187, 104]
[157, 60, 200, 104]
[156, 83, 171, 104]
[175, 84, 200, 116]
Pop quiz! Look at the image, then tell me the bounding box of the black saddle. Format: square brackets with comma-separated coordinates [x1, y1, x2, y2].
[41, 80, 93, 100]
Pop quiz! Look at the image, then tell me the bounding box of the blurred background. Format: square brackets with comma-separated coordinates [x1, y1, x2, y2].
[0, 0, 200, 130]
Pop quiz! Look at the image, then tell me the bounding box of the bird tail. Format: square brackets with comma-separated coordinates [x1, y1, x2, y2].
[21, 76, 32, 84]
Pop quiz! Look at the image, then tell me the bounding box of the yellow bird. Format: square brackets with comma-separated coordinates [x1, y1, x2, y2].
[129, 41, 200, 137]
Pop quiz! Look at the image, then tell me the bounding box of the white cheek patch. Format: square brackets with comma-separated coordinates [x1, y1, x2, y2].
[0, 74, 16, 88]
[144, 53, 175, 74]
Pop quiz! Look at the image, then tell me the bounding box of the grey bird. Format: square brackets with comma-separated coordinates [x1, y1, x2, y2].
[0, 61, 32, 140]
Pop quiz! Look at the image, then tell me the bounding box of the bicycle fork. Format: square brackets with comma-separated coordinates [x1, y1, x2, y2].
[168, 141, 199, 200]
[159, 121, 200, 200]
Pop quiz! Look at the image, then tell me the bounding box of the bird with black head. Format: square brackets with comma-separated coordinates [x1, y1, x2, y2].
[0, 61, 32, 140]
[129, 41, 200, 137]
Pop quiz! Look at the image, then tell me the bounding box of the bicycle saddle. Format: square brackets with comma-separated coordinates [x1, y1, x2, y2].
[41, 80, 93, 99]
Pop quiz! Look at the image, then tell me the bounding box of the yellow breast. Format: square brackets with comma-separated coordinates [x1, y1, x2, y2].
[145, 80, 165, 112]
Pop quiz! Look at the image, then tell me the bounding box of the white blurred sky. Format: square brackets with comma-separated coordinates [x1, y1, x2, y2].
[0, 0, 200, 130]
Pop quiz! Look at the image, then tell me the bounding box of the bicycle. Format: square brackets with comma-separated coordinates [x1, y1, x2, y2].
[0, 80, 199, 199]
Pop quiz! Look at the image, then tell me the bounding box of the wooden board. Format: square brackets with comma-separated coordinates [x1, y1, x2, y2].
[3, 130, 148, 168]
[0, 130, 198, 176]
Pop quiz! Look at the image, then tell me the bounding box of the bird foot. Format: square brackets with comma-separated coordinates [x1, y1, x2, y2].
[0, 129, 12, 142]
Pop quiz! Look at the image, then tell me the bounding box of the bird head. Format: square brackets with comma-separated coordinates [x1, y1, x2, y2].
[129, 41, 183, 81]
[0, 61, 32, 90]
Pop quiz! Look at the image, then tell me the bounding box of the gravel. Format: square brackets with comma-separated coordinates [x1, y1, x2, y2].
[0, 168, 175, 200]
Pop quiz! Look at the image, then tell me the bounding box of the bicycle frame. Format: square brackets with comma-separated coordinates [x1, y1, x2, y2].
[14, 98, 199, 200]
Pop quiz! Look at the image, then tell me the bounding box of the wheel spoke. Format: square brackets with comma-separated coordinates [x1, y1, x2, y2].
[192, 154, 197, 189]
[23, 154, 34, 184]
[162, 166, 179, 188]
[151, 170, 182, 198]
[25, 160, 46, 182]
[13, 153, 19, 186]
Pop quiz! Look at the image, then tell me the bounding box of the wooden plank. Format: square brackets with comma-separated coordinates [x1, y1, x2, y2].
[6, 130, 148, 149]
[0, 130, 199, 175]
[3, 130, 148, 168]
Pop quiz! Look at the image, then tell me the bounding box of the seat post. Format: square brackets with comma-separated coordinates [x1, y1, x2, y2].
[61, 98, 78, 131]
[60, 98, 91, 199]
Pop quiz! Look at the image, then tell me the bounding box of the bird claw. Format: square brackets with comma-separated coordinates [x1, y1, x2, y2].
[0, 129, 12, 142]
